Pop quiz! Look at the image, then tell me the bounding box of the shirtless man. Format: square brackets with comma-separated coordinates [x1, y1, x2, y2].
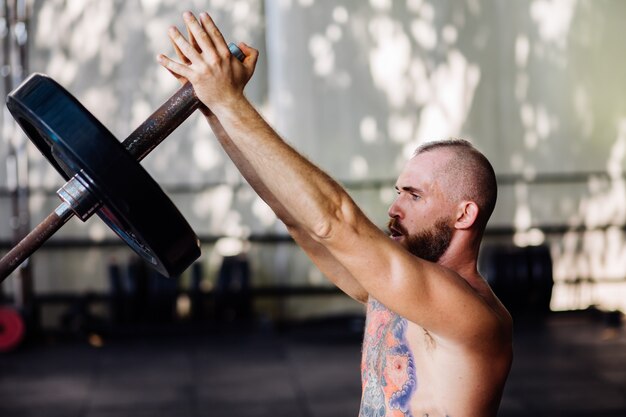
[158, 12, 513, 417]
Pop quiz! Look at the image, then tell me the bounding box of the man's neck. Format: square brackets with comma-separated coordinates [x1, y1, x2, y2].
[437, 229, 483, 281]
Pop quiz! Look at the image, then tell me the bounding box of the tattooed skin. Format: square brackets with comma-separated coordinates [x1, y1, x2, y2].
[360, 299, 417, 417]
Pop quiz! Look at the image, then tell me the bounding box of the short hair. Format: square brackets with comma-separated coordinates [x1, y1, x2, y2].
[414, 138, 497, 231]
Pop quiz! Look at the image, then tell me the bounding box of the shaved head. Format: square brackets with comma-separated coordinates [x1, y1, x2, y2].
[414, 139, 497, 231]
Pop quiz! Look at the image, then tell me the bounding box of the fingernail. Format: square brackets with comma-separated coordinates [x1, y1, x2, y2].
[183, 11, 193, 19]
[200, 12, 208, 18]
[168, 26, 177, 35]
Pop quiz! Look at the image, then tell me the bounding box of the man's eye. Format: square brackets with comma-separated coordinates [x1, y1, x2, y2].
[411, 194, 420, 200]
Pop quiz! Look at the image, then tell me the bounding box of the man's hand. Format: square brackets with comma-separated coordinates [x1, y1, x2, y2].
[157, 11, 258, 114]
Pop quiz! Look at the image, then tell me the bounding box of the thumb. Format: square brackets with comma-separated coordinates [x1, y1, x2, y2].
[238, 42, 259, 73]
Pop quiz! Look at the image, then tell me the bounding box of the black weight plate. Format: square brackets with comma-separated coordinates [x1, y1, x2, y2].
[6, 73, 200, 277]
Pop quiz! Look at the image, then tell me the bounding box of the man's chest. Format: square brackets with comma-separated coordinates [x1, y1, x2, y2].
[360, 299, 420, 415]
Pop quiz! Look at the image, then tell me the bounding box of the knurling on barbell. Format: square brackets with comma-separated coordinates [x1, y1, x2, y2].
[0, 42, 245, 281]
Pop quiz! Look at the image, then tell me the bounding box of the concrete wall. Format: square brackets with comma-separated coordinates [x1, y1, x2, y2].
[2, 0, 626, 317]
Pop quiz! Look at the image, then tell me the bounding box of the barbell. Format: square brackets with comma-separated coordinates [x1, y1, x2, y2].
[0, 43, 245, 281]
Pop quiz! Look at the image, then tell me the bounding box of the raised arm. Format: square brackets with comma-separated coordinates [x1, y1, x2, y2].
[158, 12, 506, 346]
[206, 112, 368, 303]
[162, 13, 368, 303]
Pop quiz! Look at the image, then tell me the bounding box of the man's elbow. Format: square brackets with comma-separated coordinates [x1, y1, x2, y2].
[311, 219, 334, 241]
[311, 195, 358, 242]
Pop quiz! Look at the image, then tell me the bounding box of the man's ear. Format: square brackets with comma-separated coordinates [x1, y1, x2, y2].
[454, 201, 479, 230]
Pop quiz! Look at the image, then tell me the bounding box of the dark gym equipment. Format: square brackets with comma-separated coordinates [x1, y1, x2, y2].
[0, 42, 245, 280]
[214, 255, 252, 322]
[481, 244, 554, 317]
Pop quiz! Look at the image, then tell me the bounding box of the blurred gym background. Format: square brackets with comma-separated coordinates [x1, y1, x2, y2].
[0, 1, 624, 416]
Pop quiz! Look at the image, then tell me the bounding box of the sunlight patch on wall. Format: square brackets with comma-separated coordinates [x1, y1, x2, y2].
[360, 116, 380, 143]
[307, 6, 350, 86]
[410, 59, 429, 105]
[192, 185, 233, 226]
[370, 0, 392, 12]
[387, 114, 414, 144]
[407, 0, 424, 13]
[309, 33, 335, 76]
[350, 155, 369, 178]
[582, 228, 626, 280]
[215, 237, 247, 256]
[514, 190, 532, 231]
[87, 221, 108, 242]
[410, 50, 481, 154]
[511, 177, 547, 247]
[231, 0, 264, 41]
[326, 24, 343, 42]
[418, 2, 435, 21]
[550, 278, 595, 311]
[223, 209, 248, 238]
[41, 55, 79, 86]
[379, 187, 395, 206]
[441, 24, 458, 44]
[518, 103, 558, 150]
[233, 1, 252, 21]
[139, 0, 166, 15]
[308, 265, 325, 285]
[573, 86, 594, 139]
[332, 6, 349, 24]
[27, 193, 45, 219]
[368, 16, 412, 108]
[582, 123, 626, 229]
[192, 137, 221, 171]
[252, 196, 277, 227]
[130, 99, 152, 131]
[210, 0, 229, 8]
[83, 87, 119, 127]
[513, 228, 546, 247]
[591, 283, 626, 312]
[411, 19, 437, 50]
[515, 73, 529, 102]
[530, 0, 577, 48]
[515, 34, 531, 68]
[552, 119, 626, 312]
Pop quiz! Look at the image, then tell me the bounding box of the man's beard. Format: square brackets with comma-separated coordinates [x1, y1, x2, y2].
[387, 217, 454, 262]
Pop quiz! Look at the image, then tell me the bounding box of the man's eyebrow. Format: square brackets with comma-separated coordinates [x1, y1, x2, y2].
[395, 185, 425, 194]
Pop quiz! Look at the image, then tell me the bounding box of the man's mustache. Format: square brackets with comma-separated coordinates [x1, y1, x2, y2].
[387, 218, 408, 236]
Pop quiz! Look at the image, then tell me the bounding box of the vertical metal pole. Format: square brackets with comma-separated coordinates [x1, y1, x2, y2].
[1, 0, 31, 308]
[0, 0, 12, 302]
[13, 0, 32, 308]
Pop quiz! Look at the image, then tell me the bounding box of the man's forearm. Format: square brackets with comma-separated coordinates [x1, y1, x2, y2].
[210, 97, 352, 241]
[203, 111, 296, 226]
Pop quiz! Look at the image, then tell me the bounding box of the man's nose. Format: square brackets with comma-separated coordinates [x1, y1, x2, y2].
[388, 198, 403, 219]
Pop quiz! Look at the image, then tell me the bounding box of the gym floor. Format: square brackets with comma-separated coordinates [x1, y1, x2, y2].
[0, 311, 624, 417]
